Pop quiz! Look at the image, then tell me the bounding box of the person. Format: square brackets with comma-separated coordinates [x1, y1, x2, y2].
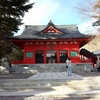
[66, 58, 72, 76]
[49, 55, 53, 63]
[97, 65, 100, 72]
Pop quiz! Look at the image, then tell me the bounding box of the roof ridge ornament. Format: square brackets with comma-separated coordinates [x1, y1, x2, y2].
[47, 20, 54, 26]
[50, 20, 53, 24]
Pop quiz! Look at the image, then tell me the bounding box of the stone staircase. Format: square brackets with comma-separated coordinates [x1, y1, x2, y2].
[0, 77, 100, 92]
[0, 79, 70, 92]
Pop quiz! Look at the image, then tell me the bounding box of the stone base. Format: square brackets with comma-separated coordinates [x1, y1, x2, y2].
[11, 63, 93, 74]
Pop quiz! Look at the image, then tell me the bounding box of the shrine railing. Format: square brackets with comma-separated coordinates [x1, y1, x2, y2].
[12, 60, 23, 64]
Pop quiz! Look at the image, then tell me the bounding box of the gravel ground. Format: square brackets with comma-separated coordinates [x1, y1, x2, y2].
[0, 95, 95, 100]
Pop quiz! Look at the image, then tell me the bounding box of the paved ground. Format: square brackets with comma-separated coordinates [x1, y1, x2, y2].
[27, 72, 83, 80]
[0, 72, 100, 100]
[0, 73, 33, 79]
[0, 71, 99, 79]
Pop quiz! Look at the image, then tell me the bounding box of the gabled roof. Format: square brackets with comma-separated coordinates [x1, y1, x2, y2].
[7, 21, 92, 40]
[39, 20, 63, 34]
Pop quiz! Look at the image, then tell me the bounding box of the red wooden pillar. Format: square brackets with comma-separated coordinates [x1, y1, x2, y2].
[23, 50, 26, 63]
[56, 42, 60, 63]
[57, 50, 60, 63]
[80, 55, 82, 62]
[68, 50, 70, 58]
[68, 42, 70, 58]
[34, 51, 36, 63]
[44, 50, 46, 63]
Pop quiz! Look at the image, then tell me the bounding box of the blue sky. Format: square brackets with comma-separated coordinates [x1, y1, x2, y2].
[15, 0, 97, 36]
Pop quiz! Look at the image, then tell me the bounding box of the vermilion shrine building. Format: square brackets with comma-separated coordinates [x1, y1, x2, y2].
[7, 21, 96, 64]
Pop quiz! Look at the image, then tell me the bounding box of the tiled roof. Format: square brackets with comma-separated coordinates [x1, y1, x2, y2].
[7, 21, 91, 40]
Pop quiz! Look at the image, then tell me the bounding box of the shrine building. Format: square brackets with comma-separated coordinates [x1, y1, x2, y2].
[7, 21, 95, 64]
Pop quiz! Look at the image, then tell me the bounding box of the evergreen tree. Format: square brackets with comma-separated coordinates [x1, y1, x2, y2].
[0, 0, 34, 60]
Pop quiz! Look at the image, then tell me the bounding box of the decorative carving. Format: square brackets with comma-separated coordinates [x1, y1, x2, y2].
[59, 42, 68, 44]
[25, 42, 33, 45]
[50, 43, 54, 49]
[40, 25, 62, 34]
[35, 42, 44, 45]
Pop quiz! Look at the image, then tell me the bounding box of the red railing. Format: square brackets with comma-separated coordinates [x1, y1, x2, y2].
[12, 60, 23, 64]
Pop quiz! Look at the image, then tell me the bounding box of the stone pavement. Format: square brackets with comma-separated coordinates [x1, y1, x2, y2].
[0, 72, 100, 95]
[27, 72, 83, 80]
[0, 72, 100, 100]
[0, 72, 82, 96]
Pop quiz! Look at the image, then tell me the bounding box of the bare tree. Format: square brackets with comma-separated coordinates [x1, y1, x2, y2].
[93, 0, 100, 26]
[76, 0, 100, 26]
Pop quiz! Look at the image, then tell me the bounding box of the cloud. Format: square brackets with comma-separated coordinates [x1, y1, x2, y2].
[23, 0, 60, 25]
[16, 0, 97, 36]
[78, 19, 99, 34]
[15, 0, 73, 36]
[22, 0, 77, 25]
[15, 0, 60, 36]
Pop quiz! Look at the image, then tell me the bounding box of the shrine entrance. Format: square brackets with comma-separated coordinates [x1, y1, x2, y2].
[35, 50, 44, 63]
[60, 50, 68, 63]
[35, 50, 68, 63]
[46, 50, 57, 63]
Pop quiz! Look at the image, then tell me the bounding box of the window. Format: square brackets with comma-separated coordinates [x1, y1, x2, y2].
[70, 51, 78, 57]
[26, 52, 33, 58]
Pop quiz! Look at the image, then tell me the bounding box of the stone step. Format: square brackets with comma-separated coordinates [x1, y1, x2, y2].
[0, 83, 100, 92]
[1, 81, 75, 88]
[2, 82, 64, 87]
[0, 79, 73, 83]
[0, 80, 100, 92]
[0, 79, 99, 86]
[0, 87, 54, 92]
[1, 85, 86, 92]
